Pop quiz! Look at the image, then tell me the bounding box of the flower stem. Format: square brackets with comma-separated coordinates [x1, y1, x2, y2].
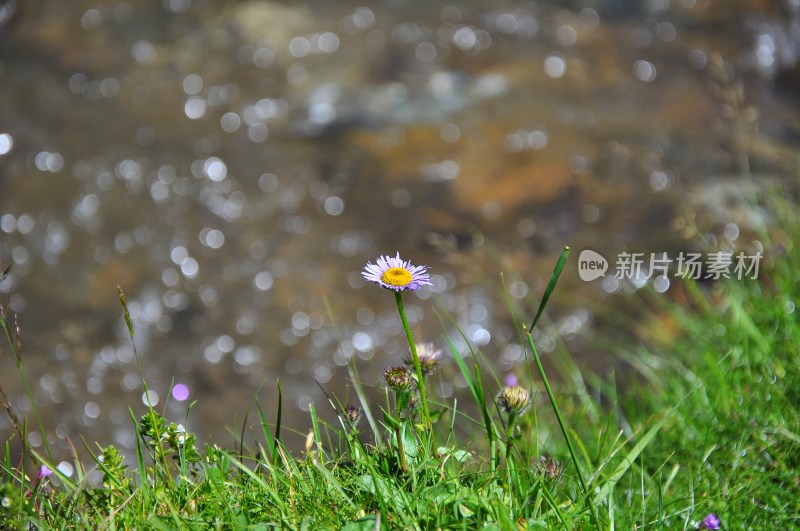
[504, 412, 517, 463]
[394, 291, 432, 429]
[394, 425, 409, 472]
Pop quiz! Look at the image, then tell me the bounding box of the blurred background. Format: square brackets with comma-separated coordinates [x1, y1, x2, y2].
[1, 0, 798, 469]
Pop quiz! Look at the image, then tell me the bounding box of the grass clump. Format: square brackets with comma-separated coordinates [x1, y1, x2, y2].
[1, 193, 799, 529]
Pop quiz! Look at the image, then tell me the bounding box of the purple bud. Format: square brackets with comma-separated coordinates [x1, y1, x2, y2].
[37, 464, 53, 480]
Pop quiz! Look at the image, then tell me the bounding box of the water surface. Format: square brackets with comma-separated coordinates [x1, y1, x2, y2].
[0, 0, 797, 461]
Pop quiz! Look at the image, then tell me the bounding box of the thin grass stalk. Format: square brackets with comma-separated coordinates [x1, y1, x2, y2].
[273, 379, 283, 467]
[118, 285, 174, 480]
[522, 246, 601, 527]
[323, 296, 382, 444]
[504, 411, 518, 464]
[473, 364, 500, 473]
[393, 291, 432, 430]
[394, 424, 409, 472]
[0, 306, 55, 464]
[309, 402, 325, 464]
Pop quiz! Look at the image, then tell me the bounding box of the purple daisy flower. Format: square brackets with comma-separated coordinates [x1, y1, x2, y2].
[362, 253, 432, 292]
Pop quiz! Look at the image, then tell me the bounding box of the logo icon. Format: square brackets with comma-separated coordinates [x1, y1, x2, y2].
[578, 249, 608, 281]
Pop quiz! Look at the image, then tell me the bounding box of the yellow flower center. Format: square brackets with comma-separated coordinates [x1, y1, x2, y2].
[381, 267, 413, 287]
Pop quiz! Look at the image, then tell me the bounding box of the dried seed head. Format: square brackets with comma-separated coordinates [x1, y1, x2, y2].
[345, 404, 362, 426]
[536, 455, 563, 480]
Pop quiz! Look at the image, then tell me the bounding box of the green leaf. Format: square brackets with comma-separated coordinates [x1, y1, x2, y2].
[425, 483, 457, 504]
[341, 514, 381, 531]
[402, 424, 419, 459]
[381, 407, 400, 430]
[396, 388, 411, 412]
[429, 408, 446, 422]
[529, 246, 570, 331]
[458, 504, 475, 518]
[436, 447, 472, 463]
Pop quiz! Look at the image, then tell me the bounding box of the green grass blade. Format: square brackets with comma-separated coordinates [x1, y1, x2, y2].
[438, 324, 497, 452]
[529, 246, 570, 331]
[128, 408, 149, 500]
[311, 459, 358, 512]
[593, 409, 672, 506]
[309, 402, 324, 463]
[255, 400, 275, 463]
[273, 379, 283, 467]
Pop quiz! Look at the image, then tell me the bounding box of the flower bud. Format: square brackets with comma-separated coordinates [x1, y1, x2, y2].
[496, 385, 530, 415]
[405, 342, 442, 376]
[384, 365, 413, 391]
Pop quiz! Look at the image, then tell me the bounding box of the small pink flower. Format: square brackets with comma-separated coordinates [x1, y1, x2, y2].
[37, 465, 53, 480]
[699, 513, 720, 530]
